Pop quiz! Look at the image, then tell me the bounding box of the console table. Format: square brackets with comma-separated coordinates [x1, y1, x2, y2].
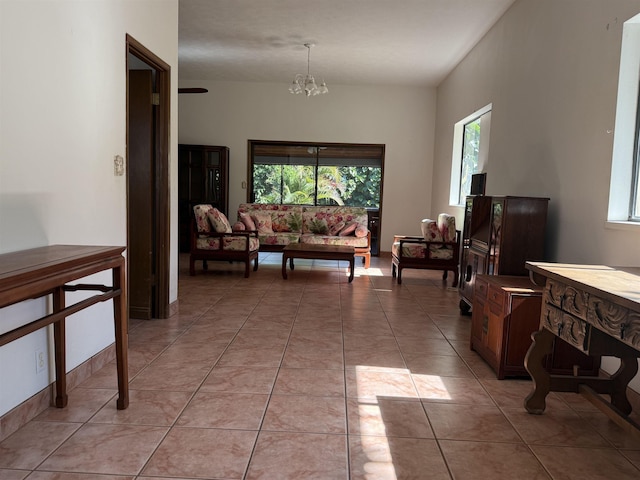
[524, 262, 640, 432]
[0, 245, 129, 409]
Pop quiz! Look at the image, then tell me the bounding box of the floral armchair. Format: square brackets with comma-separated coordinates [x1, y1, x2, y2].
[391, 213, 461, 286]
[190, 204, 260, 277]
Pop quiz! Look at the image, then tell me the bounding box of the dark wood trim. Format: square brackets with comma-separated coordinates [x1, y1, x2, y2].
[126, 34, 171, 319]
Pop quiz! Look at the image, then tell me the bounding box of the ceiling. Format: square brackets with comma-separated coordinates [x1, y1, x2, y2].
[178, 0, 516, 88]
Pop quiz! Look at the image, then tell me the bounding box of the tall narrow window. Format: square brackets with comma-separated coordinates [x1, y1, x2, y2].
[608, 13, 640, 225]
[450, 105, 492, 206]
[459, 117, 482, 205]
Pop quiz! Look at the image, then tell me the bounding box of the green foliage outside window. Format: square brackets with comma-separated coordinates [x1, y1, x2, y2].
[253, 164, 381, 207]
[459, 118, 481, 205]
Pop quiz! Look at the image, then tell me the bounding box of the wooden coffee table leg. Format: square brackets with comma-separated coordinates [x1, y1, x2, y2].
[282, 253, 289, 279]
[348, 257, 355, 282]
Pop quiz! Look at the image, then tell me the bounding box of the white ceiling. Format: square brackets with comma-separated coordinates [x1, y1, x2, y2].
[178, 0, 516, 88]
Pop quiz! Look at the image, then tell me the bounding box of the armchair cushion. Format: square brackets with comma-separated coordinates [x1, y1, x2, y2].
[193, 204, 214, 233]
[438, 213, 457, 243]
[196, 235, 260, 252]
[207, 208, 232, 233]
[421, 219, 442, 242]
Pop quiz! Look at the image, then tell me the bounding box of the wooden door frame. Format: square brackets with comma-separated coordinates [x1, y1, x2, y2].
[126, 34, 170, 319]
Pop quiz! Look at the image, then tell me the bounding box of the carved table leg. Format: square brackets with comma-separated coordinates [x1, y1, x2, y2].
[524, 328, 555, 414]
[609, 356, 638, 415]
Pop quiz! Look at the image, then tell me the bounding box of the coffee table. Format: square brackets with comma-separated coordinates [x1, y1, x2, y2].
[282, 244, 356, 282]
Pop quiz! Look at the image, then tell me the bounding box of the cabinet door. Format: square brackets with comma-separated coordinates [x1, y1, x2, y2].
[488, 200, 503, 275]
[471, 289, 487, 347]
[486, 299, 504, 359]
[503, 295, 542, 370]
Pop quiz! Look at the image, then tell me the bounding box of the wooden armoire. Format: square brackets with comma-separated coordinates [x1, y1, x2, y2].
[458, 195, 549, 313]
[178, 144, 229, 252]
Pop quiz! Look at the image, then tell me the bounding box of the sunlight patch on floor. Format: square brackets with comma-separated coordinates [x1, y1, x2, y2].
[354, 366, 451, 479]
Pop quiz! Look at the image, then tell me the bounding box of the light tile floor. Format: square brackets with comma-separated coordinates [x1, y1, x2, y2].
[2, 253, 640, 479]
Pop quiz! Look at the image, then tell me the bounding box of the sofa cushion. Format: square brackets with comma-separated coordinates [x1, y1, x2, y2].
[207, 208, 232, 233]
[308, 218, 329, 234]
[232, 222, 246, 231]
[238, 204, 303, 233]
[302, 206, 368, 235]
[300, 233, 369, 248]
[355, 224, 368, 238]
[239, 211, 256, 230]
[339, 222, 357, 236]
[329, 221, 345, 236]
[251, 212, 274, 234]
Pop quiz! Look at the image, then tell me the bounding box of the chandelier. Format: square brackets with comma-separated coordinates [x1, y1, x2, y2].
[288, 43, 328, 97]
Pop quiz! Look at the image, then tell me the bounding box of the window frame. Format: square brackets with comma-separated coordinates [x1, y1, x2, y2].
[247, 140, 385, 208]
[607, 13, 640, 226]
[449, 104, 492, 207]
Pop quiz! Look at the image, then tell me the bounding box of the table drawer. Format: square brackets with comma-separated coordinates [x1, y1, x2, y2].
[542, 303, 590, 353]
[545, 279, 589, 320]
[587, 295, 640, 350]
[487, 284, 505, 309]
[475, 277, 489, 300]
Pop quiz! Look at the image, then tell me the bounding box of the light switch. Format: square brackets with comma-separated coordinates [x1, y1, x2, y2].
[114, 155, 124, 176]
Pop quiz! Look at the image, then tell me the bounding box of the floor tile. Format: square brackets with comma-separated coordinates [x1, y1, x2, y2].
[423, 403, 521, 442]
[199, 365, 279, 394]
[0, 421, 80, 470]
[345, 368, 418, 401]
[262, 394, 347, 434]
[439, 440, 551, 479]
[142, 427, 257, 479]
[273, 368, 346, 397]
[347, 398, 434, 438]
[413, 374, 495, 405]
[502, 407, 614, 447]
[349, 436, 450, 479]
[90, 389, 193, 426]
[38, 424, 167, 475]
[532, 445, 640, 479]
[176, 392, 268, 429]
[246, 431, 348, 479]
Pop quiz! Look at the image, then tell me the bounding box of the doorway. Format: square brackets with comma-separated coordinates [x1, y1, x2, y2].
[126, 34, 170, 319]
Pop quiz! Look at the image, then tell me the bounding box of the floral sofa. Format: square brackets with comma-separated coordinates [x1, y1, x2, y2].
[391, 213, 460, 285]
[236, 203, 371, 268]
[190, 204, 260, 277]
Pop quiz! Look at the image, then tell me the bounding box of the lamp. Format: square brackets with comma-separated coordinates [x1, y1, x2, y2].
[289, 43, 328, 97]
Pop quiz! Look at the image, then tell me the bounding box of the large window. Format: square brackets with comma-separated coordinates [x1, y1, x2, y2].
[248, 141, 384, 207]
[450, 105, 492, 206]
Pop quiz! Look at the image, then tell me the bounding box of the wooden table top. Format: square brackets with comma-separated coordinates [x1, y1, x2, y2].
[283, 243, 355, 254]
[0, 245, 125, 307]
[526, 262, 640, 313]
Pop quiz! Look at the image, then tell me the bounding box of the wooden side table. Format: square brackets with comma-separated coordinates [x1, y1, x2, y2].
[0, 245, 129, 409]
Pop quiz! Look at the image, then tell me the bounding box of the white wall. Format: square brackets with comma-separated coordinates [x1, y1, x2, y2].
[0, 0, 179, 416]
[432, 0, 640, 391]
[178, 81, 437, 250]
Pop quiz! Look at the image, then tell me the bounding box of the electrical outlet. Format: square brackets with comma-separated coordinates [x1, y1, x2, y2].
[35, 349, 46, 374]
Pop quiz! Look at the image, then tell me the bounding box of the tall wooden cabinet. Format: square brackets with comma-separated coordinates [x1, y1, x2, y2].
[459, 196, 549, 313]
[178, 144, 229, 253]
